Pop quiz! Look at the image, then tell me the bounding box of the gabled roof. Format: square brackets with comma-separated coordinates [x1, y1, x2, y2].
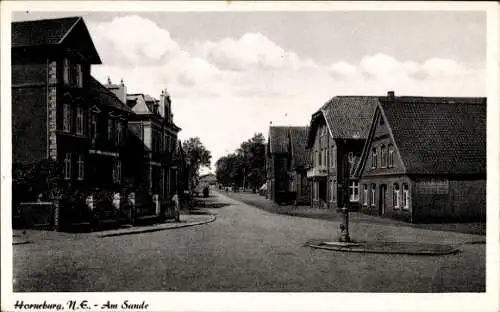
[12, 16, 101, 64]
[307, 96, 379, 148]
[289, 126, 309, 168]
[88, 76, 133, 114]
[355, 95, 486, 177]
[268, 126, 291, 155]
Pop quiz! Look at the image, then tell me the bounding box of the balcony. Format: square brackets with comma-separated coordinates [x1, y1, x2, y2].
[307, 166, 328, 178]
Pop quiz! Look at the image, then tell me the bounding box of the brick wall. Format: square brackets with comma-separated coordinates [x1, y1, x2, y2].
[12, 87, 48, 163]
[412, 178, 486, 222]
[359, 175, 413, 221]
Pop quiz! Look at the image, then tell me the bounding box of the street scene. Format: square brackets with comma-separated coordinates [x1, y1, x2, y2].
[8, 5, 490, 302]
[13, 190, 485, 292]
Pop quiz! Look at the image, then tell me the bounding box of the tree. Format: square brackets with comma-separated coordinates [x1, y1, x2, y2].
[215, 133, 267, 190]
[182, 137, 212, 188]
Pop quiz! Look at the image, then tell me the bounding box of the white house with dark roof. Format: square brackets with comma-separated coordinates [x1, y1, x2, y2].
[353, 91, 486, 222]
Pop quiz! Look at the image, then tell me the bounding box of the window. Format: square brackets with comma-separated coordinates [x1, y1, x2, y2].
[348, 152, 354, 163]
[113, 159, 122, 183]
[76, 107, 84, 135]
[77, 154, 84, 181]
[75, 64, 83, 88]
[63, 103, 72, 133]
[402, 184, 409, 210]
[117, 120, 123, 145]
[363, 184, 368, 206]
[63, 59, 70, 85]
[108, 118, 114, 141]
[90, 113, 97, 142]
[349, 181, 359, 202]
[393, 183, 400, 209]
[330, 146, 336, 168]
[371, 184, 376, 207]
[388, 145, 394, 168]
[63, 153, 72, 180]
[371, 148, 377, 168]
[380, 145, 387, 168]
[329, 180, 335, 202]
[315, 151, 319, 166]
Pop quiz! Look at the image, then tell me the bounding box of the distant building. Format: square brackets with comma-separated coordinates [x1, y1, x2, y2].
[266, 126, 309, 205]
[306, 96, 378, 209]
[353, 92, 486, 222]
[199, 173, 217, 186]
[119, 89, 181, 204]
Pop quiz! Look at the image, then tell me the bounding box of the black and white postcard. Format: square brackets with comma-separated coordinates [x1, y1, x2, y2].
[1, 1, 499, 312]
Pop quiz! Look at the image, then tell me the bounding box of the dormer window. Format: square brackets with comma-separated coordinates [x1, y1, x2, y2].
[380, 145, 387, 168]
[75, 64, 83, 88]
[63, 59, 70, 85]
[388, 144, 394, 168]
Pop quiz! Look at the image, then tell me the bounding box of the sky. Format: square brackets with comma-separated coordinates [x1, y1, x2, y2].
[13, 10, 486, 174]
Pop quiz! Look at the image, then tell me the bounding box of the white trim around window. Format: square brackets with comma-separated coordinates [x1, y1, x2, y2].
[64, 153, 72, 180]
[402, 183, 409, 210]
[77, 154, 84, 181]
[371, 184, 376, 207]
[349, 181, 359, 202]
[76, 107, 84, 135]
[393, 183, 400, 209]
[363, 184, 368, 206]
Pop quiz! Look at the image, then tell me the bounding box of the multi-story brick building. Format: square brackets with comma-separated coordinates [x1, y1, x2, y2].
[353, 92, 486, 222]
[306, 96, 378, 209]
[121, 88, 181, 204]
[12, 16, 133, 192]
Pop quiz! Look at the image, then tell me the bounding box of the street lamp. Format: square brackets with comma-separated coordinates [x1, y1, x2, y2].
[338, 156, 351, 243]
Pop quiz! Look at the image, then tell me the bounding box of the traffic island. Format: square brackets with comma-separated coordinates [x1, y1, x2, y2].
[305, 239, 460, 256]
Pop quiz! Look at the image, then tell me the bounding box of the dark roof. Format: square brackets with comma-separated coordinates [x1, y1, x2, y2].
[268, 126, 290, 154]
[307, 96, 379, 148]
[322, 96, 379, 139]
[381, 96, 486, 176]
[12, 16, 102, 64]
[88, 76, 133, 114]
[290, 126, 309, 168]
[12, 16, 80, 46]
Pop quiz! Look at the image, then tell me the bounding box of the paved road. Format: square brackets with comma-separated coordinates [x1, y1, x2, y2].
[13, 192, 485, 292]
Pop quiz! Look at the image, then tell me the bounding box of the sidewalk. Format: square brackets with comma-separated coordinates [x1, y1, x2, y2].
[219, 190, 486, 236]
[12, 213, 215, 244]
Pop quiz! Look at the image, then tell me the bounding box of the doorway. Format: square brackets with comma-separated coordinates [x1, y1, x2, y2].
[379, 184, 387, 215]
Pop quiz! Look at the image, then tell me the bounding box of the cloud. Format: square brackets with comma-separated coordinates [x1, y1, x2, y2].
[192, 32, 310, 72]
[89, 15, 181, 66]
[87, 15, 484, 173]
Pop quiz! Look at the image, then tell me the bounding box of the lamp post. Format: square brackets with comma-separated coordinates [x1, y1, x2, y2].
[338, 154, 351, 243]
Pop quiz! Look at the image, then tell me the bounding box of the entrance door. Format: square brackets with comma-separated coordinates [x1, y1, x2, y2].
[379, 184, 387, 215]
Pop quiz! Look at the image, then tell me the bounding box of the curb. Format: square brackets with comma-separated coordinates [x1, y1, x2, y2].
[305, 240, 461, 256]
[13, 240, 31, 245]
[98, 215, 216, 238]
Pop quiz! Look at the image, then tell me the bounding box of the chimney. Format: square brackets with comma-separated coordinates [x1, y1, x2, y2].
[159, 90, 166, 118]
[387, 90, 395, 99]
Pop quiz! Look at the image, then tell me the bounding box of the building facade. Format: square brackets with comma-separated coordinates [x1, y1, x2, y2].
[266, 126, 309, 205]
[12, 17, 133, 194]
[306, 96, 378, 209]
[121, 89, 181, 205]
[354, 92, 486, 222]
